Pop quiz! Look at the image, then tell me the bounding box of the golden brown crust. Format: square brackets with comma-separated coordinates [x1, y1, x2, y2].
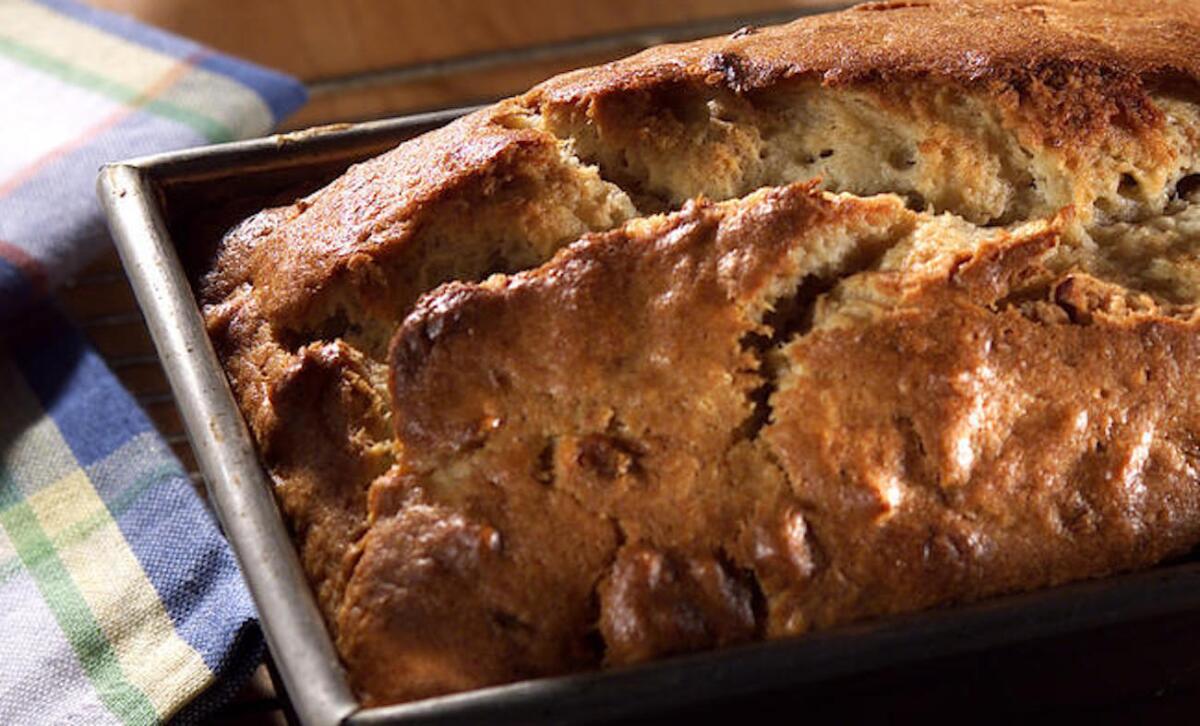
[207, 0, 1200, 337]
[764, 230, 1200, 631]
[380, 183, 1200, 703]
[199, 0, 1200, 708]
[358, 185, 860, 703]
[535, 0, 1200, 116]
[209, 105, 554, 333]
[202, 292, 391, 616]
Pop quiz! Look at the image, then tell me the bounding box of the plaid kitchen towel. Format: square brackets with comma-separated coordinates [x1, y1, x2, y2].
[0, 1, 305, 723]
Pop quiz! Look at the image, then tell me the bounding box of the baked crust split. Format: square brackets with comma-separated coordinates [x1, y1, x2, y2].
[201, 0, 1200, 705]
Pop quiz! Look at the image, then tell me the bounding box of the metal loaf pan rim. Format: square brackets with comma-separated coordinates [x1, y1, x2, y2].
[97, 107, 1200, 726]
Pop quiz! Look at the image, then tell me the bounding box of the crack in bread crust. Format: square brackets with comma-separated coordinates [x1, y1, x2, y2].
[198, 0, 1200, 706]
[372, 185, 1200, 704]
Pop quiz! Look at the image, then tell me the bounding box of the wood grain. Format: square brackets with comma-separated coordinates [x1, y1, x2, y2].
[288, 46, 632, 128]
[87, 0, 839, 81]
[87, 0, 847, 126]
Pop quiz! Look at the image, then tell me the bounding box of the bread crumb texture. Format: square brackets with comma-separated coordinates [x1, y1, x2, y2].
[200, 0, 1200, 706]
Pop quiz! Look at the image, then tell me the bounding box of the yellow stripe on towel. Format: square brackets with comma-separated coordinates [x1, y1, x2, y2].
[27, 466, 213, 721]
[0, 1, 272, 140]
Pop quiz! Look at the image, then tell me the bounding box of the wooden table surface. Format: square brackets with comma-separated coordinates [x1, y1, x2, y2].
[68, 1, 1200, 723]
[90, 0, 844, 130]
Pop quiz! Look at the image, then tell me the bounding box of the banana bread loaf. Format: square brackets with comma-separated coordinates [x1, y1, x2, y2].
[201, 0, 1200, 706]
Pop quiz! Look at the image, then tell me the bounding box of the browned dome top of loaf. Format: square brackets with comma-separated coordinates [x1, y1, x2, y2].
[534, 0, 1200, 100]
[204, 0, 1200, 335]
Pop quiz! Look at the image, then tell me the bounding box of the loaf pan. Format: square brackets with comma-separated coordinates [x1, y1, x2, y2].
[97, 108, 1200, 726]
